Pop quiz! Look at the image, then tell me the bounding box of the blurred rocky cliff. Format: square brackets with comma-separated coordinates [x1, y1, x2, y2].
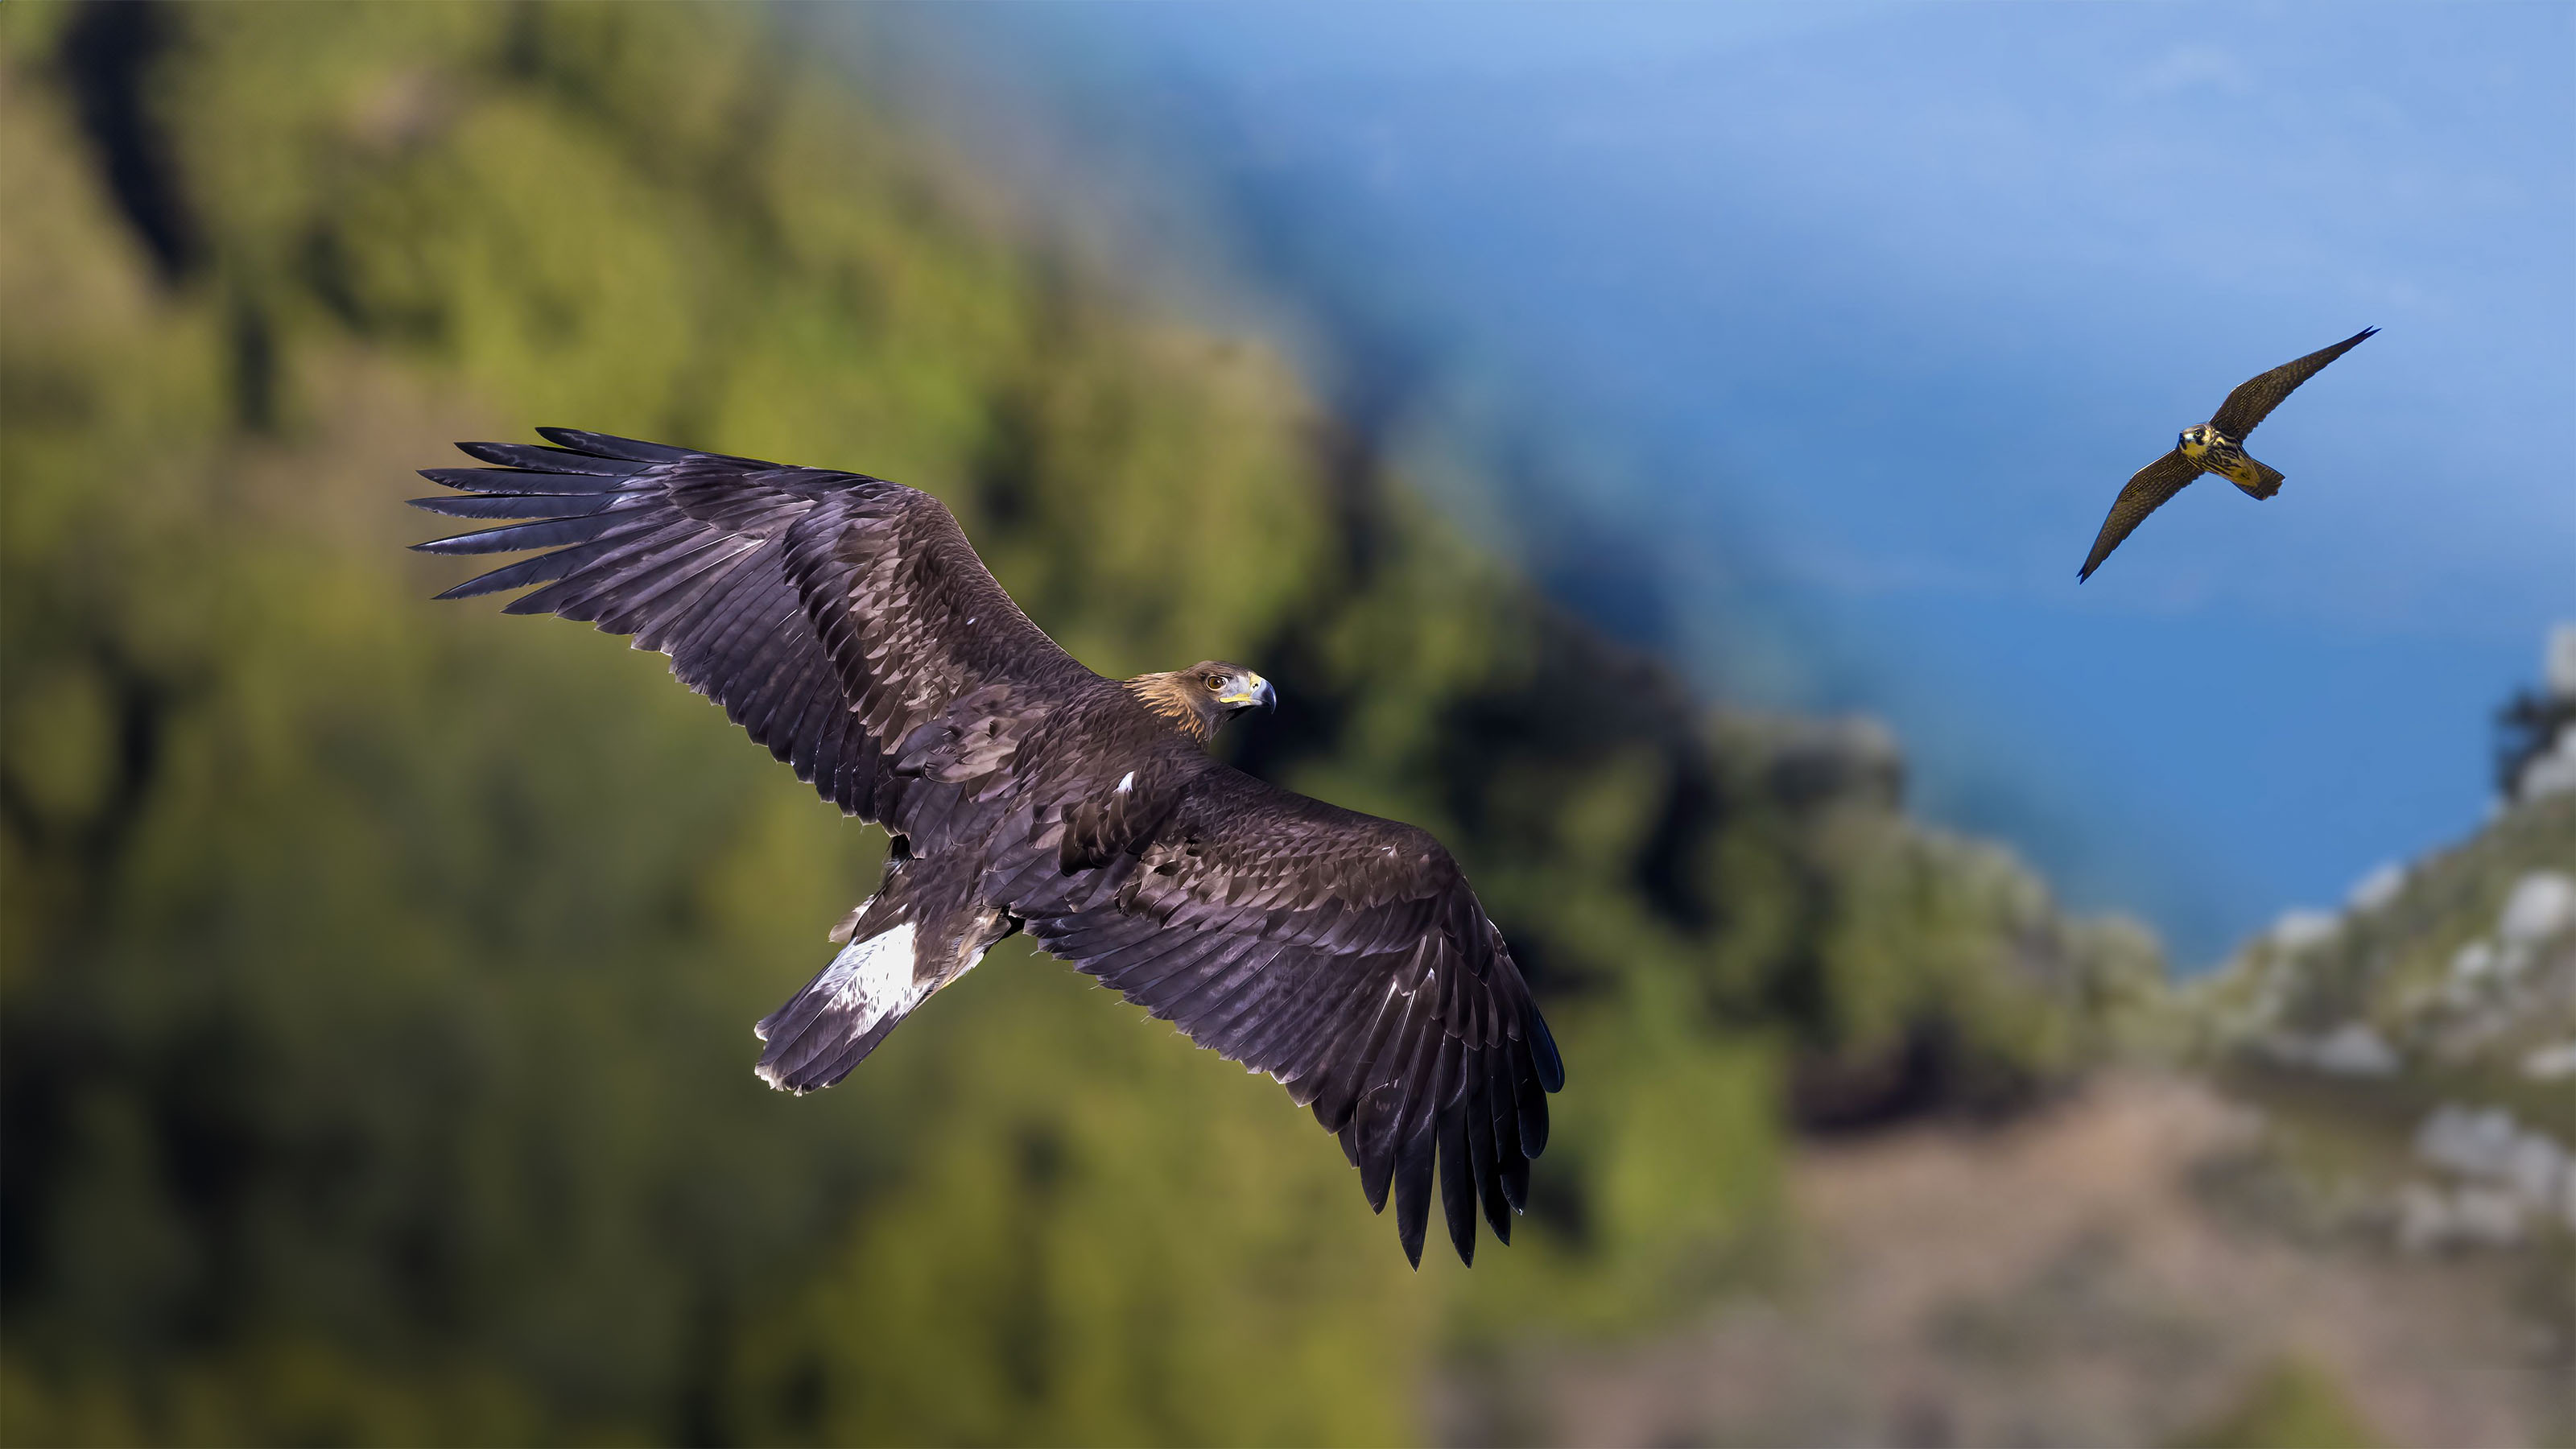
[1434, 631, 2574, 1449]
[2189, 624, 2576, 1257]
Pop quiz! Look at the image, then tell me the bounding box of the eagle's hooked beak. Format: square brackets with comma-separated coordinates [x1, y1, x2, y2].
[1220, 674, 1277, 712]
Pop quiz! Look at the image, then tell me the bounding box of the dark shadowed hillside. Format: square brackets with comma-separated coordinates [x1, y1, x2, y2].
[2, 4, 2158, 1443]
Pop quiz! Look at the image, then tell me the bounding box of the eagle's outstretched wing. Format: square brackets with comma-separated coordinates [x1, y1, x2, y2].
[1016, 768, 1563, 1268]
[411, 429, 1099, 828]
[2208, 326, 2376, 440]
[2079, 448, 2202, 581]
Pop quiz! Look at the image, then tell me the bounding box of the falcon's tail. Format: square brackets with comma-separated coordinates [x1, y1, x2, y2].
[753, 914, 930, 1094]
[2227, 457, 2285, 500]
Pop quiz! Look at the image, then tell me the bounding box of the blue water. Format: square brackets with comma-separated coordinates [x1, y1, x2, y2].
[886, 2, 2575, 964]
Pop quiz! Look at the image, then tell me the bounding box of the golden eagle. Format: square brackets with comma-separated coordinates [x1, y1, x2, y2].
[411, 430, 1563, 1266]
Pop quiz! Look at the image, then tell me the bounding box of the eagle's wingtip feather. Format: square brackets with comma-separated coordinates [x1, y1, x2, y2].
[1530, 1015, 1567, 1093]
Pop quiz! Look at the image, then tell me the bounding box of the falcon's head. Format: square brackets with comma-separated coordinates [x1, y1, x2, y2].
[1129, 661, 1275, 743]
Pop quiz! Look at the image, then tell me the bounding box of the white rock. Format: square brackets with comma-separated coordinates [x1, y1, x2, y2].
[2394, 1181, 2452, 1253]
[2306, 1022, 2401, 1077]
[2346, 861, 2407, 914]
[2416, 1104, 2524, 1179]
[2269, 910, 2341, 954]
[2519, 728, 2576, 800]
[2395, 1182, 2527, 1251]
[2450, 939, 2498, 982]
[2520, 1040, 2576, 1080]
[2497, 871, 2576, 947]
[2450, 1186, 2527, 1246]
[2546, 621, 2576, 700]
[2504, 1133, 2570, 1212]
[2414, 1105, 2576, 1227]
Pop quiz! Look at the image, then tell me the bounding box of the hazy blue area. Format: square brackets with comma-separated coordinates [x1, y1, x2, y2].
[903, 3, 2574, 964]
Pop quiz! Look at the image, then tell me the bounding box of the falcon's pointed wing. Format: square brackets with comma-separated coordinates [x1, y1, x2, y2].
[410, 430, 1099, 828]
[1016, 767, 1563, 1269]
[2079, 449, 2203, 581]
[2207, 327, 2377, 440]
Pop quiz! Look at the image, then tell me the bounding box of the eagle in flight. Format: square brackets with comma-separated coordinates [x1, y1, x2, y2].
[2078, 326, 2377, 581]
[411, 430, 1562, 1266]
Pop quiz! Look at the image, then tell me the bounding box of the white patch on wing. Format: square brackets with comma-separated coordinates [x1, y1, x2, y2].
[1116, 771, 1134, 794]
[818, 921, 923, 1036]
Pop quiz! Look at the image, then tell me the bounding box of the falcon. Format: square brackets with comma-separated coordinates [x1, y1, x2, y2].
[2079, 327, 2377, 581]
[409, 429, 1563, 1266]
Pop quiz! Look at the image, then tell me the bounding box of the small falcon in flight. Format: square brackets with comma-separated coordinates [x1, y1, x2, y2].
[409, 430, 1562, 1267]
[2079, 327, 2377, 581]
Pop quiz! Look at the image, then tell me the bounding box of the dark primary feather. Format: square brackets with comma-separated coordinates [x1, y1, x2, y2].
[2079, 448, 2202, 581]
[408, 490, 636, 521]
[2207, 326, 2377, 440]
[1022, 768, 1562, 1268]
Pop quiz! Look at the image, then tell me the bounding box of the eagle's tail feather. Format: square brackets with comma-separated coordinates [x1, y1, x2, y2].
[753, 919, 928, 1095]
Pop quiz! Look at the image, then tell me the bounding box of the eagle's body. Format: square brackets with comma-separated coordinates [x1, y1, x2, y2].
[411, 430, 1561, 1266]
[2079, 327, 2376, 580]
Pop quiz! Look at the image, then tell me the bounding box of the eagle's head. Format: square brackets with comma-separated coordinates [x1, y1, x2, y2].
[2178, 423, 2215, 455]
[1129, 661, 1275, 743]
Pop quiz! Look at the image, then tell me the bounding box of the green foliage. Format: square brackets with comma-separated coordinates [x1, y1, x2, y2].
[1, 2, 2160, 1443]
[2170, 1357, 2384, 1449]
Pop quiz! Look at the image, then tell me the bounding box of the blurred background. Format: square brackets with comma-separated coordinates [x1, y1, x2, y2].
[2, 3, 2568, 1445]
